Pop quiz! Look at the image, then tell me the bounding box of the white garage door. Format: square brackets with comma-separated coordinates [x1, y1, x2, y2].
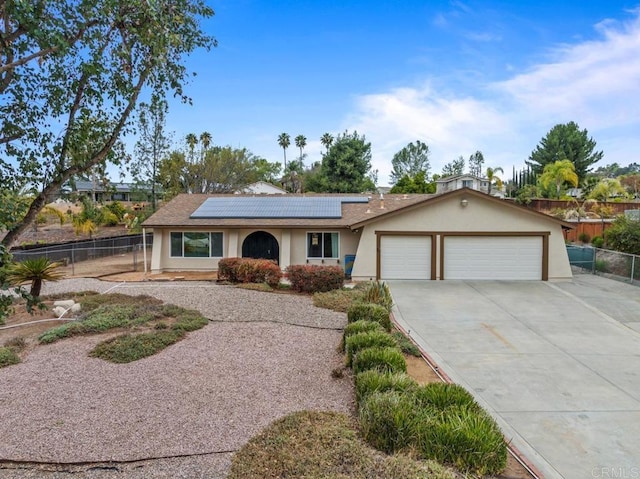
[443, 236, 542, 280]
[380, 236, 431, 280]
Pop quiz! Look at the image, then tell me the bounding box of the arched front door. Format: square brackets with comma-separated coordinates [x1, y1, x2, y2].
[242, 231, 279, 263]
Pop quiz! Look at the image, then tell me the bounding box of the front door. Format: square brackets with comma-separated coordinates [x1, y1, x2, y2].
[242, 231, 279, 263]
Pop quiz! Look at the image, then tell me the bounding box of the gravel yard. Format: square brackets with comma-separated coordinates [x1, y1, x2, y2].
[0, 279, 353, 478]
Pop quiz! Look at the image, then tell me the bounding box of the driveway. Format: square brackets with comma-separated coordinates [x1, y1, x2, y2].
[389, 275, 640, 479]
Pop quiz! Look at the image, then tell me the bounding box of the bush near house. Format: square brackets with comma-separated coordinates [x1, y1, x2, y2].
[218, 258, 282, 287]
[285, 264, 344, 293]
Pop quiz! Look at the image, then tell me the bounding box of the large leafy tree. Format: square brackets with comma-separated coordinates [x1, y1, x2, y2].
[588, 178, 628, 202]
[389, 140, 430, 184]
[389, 171, 434, 194]
[132, 94, 171, 212]
[0, 0, 215, 247]
[527, 122, 603, 182]
[310, 130, 375, 193]
[538, 160, 578, 199]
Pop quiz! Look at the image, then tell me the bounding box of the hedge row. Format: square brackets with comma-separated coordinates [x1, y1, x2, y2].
[218, 258, 282, 288]
[341, 300, 507, 475]
[285, 264, 344, 293]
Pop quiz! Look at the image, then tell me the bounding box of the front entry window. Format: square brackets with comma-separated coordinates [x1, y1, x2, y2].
[170, 232, 223, 257]
[307, 232, 339, 259]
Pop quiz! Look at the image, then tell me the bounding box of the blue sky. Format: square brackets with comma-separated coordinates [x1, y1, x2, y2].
[160, 0, 640, 186]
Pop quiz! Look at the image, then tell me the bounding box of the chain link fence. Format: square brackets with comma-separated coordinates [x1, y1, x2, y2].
[10, 234, 153, 277]
[567, 244, 639, 284]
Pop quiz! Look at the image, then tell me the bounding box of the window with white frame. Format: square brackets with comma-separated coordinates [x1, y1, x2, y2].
[307, 232, 339, 259]
[462, 179, 474, 188]
[170, 232, 223, 258]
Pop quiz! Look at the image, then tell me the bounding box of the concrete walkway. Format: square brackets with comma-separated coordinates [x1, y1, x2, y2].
[389, 275, 640, 479]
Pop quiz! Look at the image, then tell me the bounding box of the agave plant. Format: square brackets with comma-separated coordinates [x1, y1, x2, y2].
[7, 257, 65, 298]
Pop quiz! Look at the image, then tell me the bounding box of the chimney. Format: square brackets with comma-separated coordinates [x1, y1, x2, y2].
[380, 193, 385, 209]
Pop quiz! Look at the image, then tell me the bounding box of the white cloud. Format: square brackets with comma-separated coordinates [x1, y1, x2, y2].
[346, 10, 640, 185]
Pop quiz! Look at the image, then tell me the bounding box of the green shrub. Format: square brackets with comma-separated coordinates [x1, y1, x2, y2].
[359, 390, 419, 454]
[415, 405, 507, 475]
[172, 310, 209, 332]
[345, 331, 397, 367]
[577, 232, 591, 244]
[286, 264, 345, 293]
[104, 201, 127, 221]
[347, 302, 391, 331]
[0, 346, 21, 368]
[355, 370, 417, 405]
[100, 210, 120, 226]
[591, 235, 604, 248]
[352, 346, 406, 375]
[361, 281, 394, 311]
[343, 320, 384, 344]
[413, 383, 480, 412]
[392, 330, 421, 357]
[313, 288, 364, 312]
[604, 216, 640, 254]
[90, 330, 185, 363]
[39, 305, 135, 343]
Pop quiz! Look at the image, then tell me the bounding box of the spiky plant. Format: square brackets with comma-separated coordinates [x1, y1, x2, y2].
[8, 257, 65, 298]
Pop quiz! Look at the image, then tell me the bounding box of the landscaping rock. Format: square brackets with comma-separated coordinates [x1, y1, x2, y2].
[53, 300, 75, 309]
[52, 306, 67, 318]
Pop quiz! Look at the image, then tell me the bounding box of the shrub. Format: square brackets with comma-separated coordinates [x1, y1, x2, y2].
[286, 264, 344, 293]
[355, 370, 417, 405]
[577, 232, 591, 244]
[0, 346, 21, 368]
[352, 346, 406, 375]
[605, 216, 640, 254]
[591, 235, 604, 248]
[345, 331, 397, 367]
[4, 336, 26, 352]
[413, 383, 480, 412]
[347, 302, 391, 331]
[361, 281, 394, 311]
[218, 258, 282, 287]
[359, 390, 419, 454]
[104, 201, 127, 221]
[344, 320, 384, 342]
[90, 330, 185, 363]
[415, 405, 507, 475]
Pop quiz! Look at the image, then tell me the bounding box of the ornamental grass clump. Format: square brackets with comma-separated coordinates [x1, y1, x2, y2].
[413, 382, 481, 412]
[347, 302, 391, 331]
[359, 390, 420, 454]
[342, 320, 385, 350]
[355, 369, 418, 405]
[361, 280, 394, 311]
[352, 346, 406, 375]
[345, 331, 398, 367]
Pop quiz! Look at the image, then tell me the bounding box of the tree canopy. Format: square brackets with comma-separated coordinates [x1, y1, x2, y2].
[441, 156, 465, 177]
[389, 171, 434, 194]
[0, 0, 215, 247]
[468, 151, 485, 177]
[389, 140, 430, 184]
[527, 122, 603, 183]
[306, 130, 375, 193]
[538, 160, 578, 199]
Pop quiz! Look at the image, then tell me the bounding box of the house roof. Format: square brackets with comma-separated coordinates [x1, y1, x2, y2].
[436, 174, 488, 183]
[142, 189, 574, 230]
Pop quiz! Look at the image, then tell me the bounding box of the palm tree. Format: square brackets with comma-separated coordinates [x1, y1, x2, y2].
[185, 133, 198, 162]
[295, 134, 307, 162]
[539, 160, 578, 199]
[199, 131, 212, 160]
[485, 166, 504, 196]
[277, 133, 290, 170]
[320, 133, 334, 155]
[8, 257, 65, 298]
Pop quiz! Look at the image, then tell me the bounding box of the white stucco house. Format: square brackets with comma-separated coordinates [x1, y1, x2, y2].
[436, 174, 504, 197]
[142, 188, 574, 281]
[235, 181, 287, 195]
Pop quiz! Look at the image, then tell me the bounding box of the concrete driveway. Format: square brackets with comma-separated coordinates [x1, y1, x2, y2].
[389, 275, 640, 479]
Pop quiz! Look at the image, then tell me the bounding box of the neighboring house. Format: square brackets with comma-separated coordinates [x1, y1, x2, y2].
[436, 174, 502, 197]
[142, 188, 573, 281]
[235, 181, 287, 195]
[65, 180, 159, 202]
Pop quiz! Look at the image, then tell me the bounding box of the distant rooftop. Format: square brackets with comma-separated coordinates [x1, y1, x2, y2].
[190, 196, 369, 219]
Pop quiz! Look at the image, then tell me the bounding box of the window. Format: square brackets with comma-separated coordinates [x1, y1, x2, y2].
[170, 232, 223, 257]
[307, 232, 339, 259]
[462, 180, 474, 188]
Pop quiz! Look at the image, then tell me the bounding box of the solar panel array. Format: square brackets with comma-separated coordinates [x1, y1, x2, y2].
[190, 196, 369, 219]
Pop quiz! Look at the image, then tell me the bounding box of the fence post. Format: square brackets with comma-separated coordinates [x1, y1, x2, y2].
[71, 245, 75, 276]
[592, 248, 596, 274]
[632, 255, 636, 283]
[133, 244, 137, 272]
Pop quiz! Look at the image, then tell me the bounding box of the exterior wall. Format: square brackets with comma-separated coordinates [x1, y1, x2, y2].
[350, 194, 572, 281]
[150, 226, 360, 274]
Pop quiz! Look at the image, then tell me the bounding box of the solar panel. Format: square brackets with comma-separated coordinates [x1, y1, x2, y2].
[190, 196, 368, 219]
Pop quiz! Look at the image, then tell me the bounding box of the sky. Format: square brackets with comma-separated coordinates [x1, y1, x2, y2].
[158, 0, 640, 187]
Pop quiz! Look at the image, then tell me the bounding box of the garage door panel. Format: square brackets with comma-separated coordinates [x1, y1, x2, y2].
[381, 236, 431, 280]
[444, 236, 542, 280]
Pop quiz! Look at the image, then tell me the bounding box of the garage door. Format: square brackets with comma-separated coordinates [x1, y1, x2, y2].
[443, 236, 542, 280]
[380, 236, 431, 280]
